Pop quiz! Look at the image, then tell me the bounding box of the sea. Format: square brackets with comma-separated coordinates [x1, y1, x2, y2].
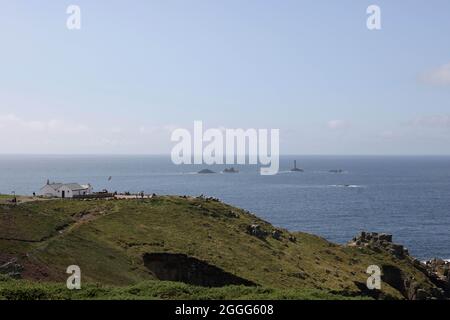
[1, 155, 449, 261]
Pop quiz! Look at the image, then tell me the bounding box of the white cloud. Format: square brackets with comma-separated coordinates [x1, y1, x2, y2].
[327, 119, 349, 130]
[420, 62, 450, 86]
[0, 113, 182, 153]
[138, 124, 179, 135]
[408, 115, 450, 128]
[0, 114, 89, 134]
[109, 127, 123, 134]
[378, 130, 396, 139]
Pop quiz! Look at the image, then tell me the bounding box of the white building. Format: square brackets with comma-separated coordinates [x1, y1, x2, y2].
[39, 181, 93, 198]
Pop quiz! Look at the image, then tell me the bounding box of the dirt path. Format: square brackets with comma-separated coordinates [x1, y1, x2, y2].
[25, 202, 120, 257]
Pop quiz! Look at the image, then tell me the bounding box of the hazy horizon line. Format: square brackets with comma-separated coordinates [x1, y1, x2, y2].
[2, 153, 450, 157]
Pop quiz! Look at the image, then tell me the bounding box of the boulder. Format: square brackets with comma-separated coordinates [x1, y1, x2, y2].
[0, 259, 23, 279]
[272, 230, 282, 240]
[424, 258, 450, 284]
[378, 233, 393, 242]
[348, 232, 408, 259]
[246, 224, 268, 239]
[388, 244, 406, 259]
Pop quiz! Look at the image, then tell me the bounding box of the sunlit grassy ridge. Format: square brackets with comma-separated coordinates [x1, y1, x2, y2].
[0, 196, 439, 300]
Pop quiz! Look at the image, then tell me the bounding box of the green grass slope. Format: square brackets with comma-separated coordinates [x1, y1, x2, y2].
[0, 196, 442, 300]
[0, 277, 364, 300]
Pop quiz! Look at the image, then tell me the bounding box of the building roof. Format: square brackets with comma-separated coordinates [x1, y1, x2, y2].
[42, 182, 90, 191]
[60, 183, 88, 191]
[46, 183, 63, 191]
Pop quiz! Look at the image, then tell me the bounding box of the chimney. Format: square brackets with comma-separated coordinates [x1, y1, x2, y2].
[46, 179, 50, 185]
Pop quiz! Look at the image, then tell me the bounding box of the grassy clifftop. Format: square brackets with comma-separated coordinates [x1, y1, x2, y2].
[0, 196, 444, 300]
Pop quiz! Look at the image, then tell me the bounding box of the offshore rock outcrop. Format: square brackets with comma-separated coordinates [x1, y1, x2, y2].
[197, 169, 215, 174]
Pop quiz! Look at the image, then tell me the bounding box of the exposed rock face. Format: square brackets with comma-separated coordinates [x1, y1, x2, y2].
[425, 259, 450, 281]
[0, 259, 23, 279]
[271, 230, 282, 240]
[348, 232, 409, 259]
[246, 224, 268, 239]
[143, 253, 256, 287]
[246, 225, 286, 241]
[196, 195, 220, 202]
[349, 232, 450, 300]
[423, 259, 450, 295]
[380, 265, 444, 300]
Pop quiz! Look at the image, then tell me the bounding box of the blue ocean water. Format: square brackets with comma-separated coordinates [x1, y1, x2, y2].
[1, 155, 449, 260]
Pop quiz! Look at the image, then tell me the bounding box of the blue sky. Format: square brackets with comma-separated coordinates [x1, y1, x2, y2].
[1, 0, 450, 154]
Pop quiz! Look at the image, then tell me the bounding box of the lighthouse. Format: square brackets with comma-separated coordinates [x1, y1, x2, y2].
[291, 160, 304, 172]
